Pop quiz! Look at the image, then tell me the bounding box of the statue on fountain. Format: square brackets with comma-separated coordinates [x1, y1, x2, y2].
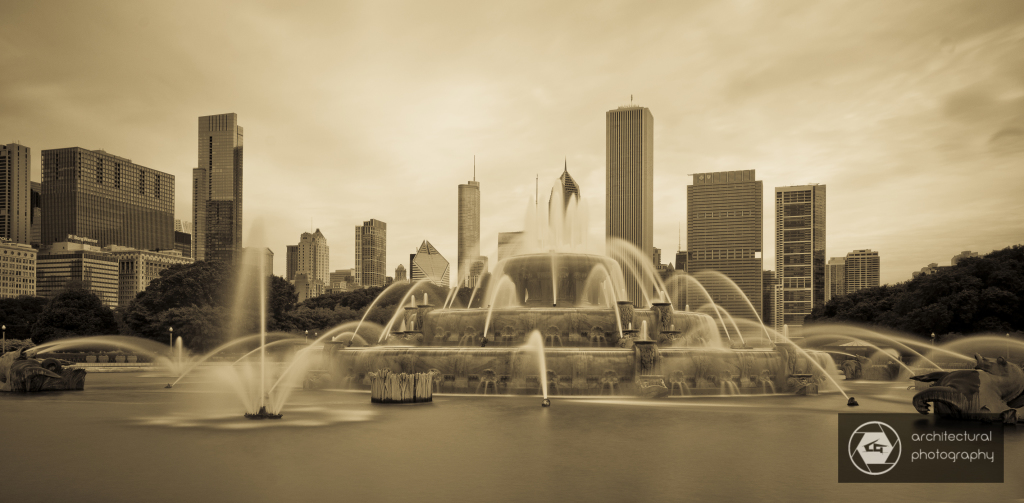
[910, 354, 1024, 424]
[0, 349, 87, 392]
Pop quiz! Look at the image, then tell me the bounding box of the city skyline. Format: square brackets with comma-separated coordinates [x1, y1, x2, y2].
[1, 2, 1022, 285]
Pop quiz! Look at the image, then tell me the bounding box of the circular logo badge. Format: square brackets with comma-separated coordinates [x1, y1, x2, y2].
[848, 421, 901, 475]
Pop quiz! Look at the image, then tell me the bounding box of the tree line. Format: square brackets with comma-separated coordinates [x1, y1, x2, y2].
[806, 245, 1024, 337]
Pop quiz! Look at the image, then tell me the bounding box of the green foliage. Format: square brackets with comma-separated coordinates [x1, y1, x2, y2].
[30, 288, 118, 344]
[0, 296, 48, 339]
[807, 245, 1024, 336]
[0, 338, 35, 354]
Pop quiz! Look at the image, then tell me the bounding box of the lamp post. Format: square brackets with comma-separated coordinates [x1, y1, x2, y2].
[305, 329, 308, 343]
[1008, 333, 1011, 360]
[169, 327, 174, 351]
[2, 324, 5, 354]
[931, 332, 935, 346]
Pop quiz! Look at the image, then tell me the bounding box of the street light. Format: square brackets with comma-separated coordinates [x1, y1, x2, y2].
[305, 329, 308, 343]
[1, 324, 6, 354]
[931, 332, 935, 346]
[169, 327, 174, 350]
[1008, 333, 1011, 360]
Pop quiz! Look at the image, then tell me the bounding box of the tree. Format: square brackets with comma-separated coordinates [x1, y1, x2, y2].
[807, 245, 1024, 337]
[31, 288, 118, 344]
[0, 296, 49, 339]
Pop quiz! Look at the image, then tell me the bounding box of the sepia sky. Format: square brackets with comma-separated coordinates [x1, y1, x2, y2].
[1, 0, 1022, 285]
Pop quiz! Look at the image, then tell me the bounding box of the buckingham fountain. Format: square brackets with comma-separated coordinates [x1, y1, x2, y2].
[316, 183, 836, 399]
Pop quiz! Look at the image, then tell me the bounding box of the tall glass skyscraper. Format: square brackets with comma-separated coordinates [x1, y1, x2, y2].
[1, 144, 32, 244]
[193, 113, 243, 263]
[355, 219, 386, 288]
[687, 170, 763, 321]
[40, 147, 174, 250]
[774, 184, 826, 333]
[606, 106, 654, 306]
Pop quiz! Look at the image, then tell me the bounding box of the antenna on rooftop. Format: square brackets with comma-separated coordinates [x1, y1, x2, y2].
[473, 155, 476, 181]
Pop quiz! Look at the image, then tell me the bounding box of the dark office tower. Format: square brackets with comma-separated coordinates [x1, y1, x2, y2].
[606, 106, 654, 306]
[673, 250, 688, 311]
[30, 181, 41, 247]
[194, 113, 243, 263]
[286, 245, 298, 281]
[40, 148, 174, 250]
[457, 175, 480, 288]
[686, 170, 763, 321]
[762, 270, 775, 328]
[774, 184, 826, 333]
[0, 144, 31, 244]
[355, 219, 386, 288]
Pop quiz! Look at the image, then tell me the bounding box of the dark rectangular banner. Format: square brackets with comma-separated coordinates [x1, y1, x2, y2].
[839, 414, 1004, 483]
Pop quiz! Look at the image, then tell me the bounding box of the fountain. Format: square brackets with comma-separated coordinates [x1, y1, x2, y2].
[319, 177, 834, 398]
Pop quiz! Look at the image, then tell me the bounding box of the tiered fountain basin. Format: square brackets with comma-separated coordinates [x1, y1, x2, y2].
[321, 253, 832, 396]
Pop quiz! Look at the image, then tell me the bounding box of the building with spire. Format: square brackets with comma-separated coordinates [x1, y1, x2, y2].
[458, 160, 483, 288]
[410, 240, 449, 288]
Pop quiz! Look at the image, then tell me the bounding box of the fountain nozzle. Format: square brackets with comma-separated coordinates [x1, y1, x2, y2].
[847, 397, 859, 407]
[480, 338, 489, 347]
[244, 406, 283, 420]
[541, 398, 551, 407]
[164, 384, 173, 389]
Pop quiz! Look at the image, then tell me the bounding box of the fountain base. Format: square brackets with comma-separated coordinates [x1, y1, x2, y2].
[244, 406, 283, 420]
[541, 398, 551, 407]
[165, 384, 173, 388]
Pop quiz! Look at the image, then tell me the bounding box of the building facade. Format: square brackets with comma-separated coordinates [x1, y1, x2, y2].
[410, 240, 449, 288]
[395, 263, 407, 282]
[846, 249, 880, 293]
[174, 231, 192, 258]
[951, 251, 979, 266]
[193, 113, 243, 263]
[458, 178, 481, 288]
[296, 229, 329, 286]
[825, 257, 846, 303]
[112, 248, 193, 307]
[328, 268, 355, 293]
[30, 181, 41, 248]
[0, 144, 31, 245]
[37, 236, 119, 307]
[762, 270, 775, 327]
[606, 106, 654, 306]
[686, 170, 763, 321]
[774, 184, 826, 332]
[293, 273, 325, 303]
[0, 239, 36, 298]
[286, 245, 298, 281]
[497, 231, 523, 262]
[355, 219, 386, 287]
[40, 148, 174, 250]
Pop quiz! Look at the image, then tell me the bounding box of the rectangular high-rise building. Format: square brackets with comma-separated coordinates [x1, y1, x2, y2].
[845, 249, 880, 294]
[355, 219, 386, 288]
[0, 144, 31, 245]
[0, 240, 36, 298]
[194, 113, 243, 264]
[296, 229, 329, 285]
[774, 184, 826, 332]
[606, 105, 654, 305]
[825, 257, 846, 303]
[458, 179, 480, 287]
[286, 245, 299, 281]
[40, 148, 174, 250]
[687, 170, 762, 322]
[30, 181, 41, 248]
[37, 236, 119, 307]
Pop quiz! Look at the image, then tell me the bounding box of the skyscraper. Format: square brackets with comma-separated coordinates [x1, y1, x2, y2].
[687, 170, 762, 321]
[40, 148, 174, 250]
[825, 257, 846, 303]
[606, 105, 654, 305]
[395, 263, 407, 282]
[410, 240, 450, 288]
[497, 231, 523, 262]
[0, 144, 31, 245]
[457, 174, 481, 288]
[774, 184, 826, 332]
[845, 249, 880, 294]
[30, 181, 41, 248]
[193, 113, 243, 263]
[296, 229, 329, 286]
[549, 162, 581, 245]
[355, 219, 386, 287]
[285, 245, 298, 281]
